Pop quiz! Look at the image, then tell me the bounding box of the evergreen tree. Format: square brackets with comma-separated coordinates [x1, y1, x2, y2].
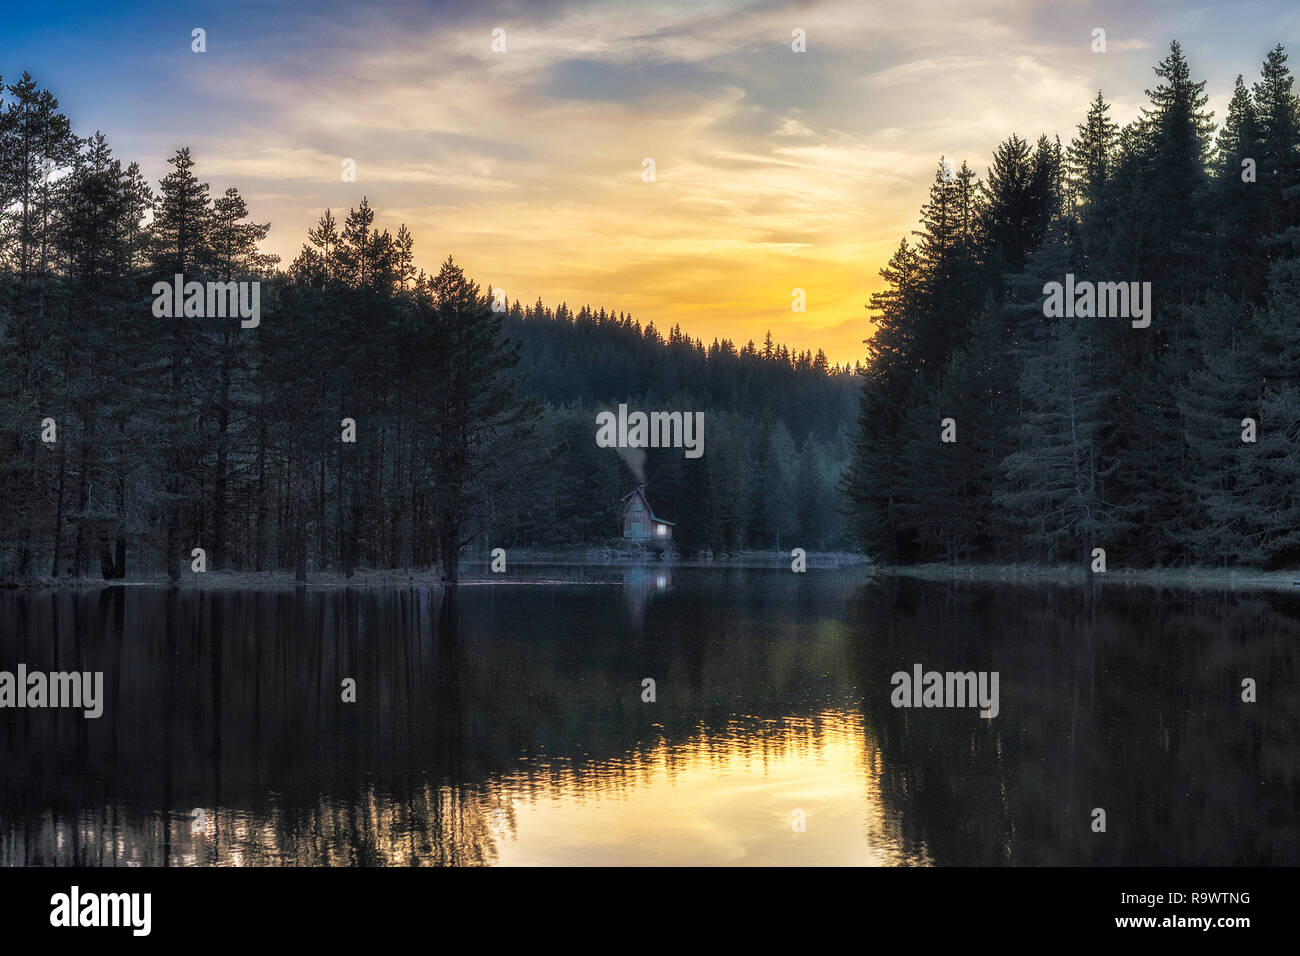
[1067, 91, 1119, 216]
[980, 134, 1040, 291]
[150, 147, 213, 580]
[1176, 293, 1269, 564]
[1253, 45, 1300, 250]
[1211, 76, 1268, 302]
[841, 238, 923, 559]
[996, 231, 1120, 561]
[426, 257, 542, 582]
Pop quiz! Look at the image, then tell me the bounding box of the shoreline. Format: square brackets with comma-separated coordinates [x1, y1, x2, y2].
[8, 556, 1299, 593]
[0, 549, 870, 590]
[870, 562, 1300, 593]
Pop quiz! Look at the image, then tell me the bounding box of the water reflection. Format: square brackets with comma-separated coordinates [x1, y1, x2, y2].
[491, 710, 921, 866]
[0, 571, 1296, 865]
[621, 567, 670, 629]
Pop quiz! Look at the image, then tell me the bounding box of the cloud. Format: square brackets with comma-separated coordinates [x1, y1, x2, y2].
[26, 0, 1288, 364]
[773, 116, 816, 137]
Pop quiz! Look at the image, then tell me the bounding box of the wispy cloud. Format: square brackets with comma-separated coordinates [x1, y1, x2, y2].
[6, 0, 1296, 362]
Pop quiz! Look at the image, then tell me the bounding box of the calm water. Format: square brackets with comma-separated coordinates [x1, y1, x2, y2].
[1, 567, 1296, 866]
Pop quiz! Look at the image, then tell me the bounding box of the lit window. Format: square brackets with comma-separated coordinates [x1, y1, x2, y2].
[657, 524, 666, 536]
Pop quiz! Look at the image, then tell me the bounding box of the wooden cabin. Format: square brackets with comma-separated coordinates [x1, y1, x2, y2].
[621, 486, 675, 542]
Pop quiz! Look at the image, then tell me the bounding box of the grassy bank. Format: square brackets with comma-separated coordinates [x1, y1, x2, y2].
[871, 562, 1300, 593]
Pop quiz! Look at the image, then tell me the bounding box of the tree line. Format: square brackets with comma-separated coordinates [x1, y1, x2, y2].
[0, 69, 859, 584]
[496, 303, 859, 554]
[0, 69, 543, 583]
[842, 42, 1300, 570]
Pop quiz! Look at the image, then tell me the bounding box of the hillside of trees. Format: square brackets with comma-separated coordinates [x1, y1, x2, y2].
[0, 69, 857, 584]
[842, 42, 1300, 570]
[20, 38, 1283, 582]
[498, 305, 858, 553]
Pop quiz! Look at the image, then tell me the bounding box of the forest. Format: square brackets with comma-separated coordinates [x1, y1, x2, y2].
[0, 68, 857, 584]
[500, 304, 857, 554]
[8, 38, 1291, 584]
[842, 42, 1300, 570]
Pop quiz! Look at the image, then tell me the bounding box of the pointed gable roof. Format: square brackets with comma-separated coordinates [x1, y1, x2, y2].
[621, 486, 676, 526]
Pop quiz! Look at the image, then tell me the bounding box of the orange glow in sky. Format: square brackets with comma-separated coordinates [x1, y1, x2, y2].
[14, 0, 1264, 365]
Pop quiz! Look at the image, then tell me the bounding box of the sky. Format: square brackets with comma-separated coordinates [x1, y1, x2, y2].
[3, 0, 1299, 365]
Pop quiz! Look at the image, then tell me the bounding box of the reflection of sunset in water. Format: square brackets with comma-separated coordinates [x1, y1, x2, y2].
[491, 711, 928, 866]
[3, 574, 1295, 867]
[14, 711, 925, 866]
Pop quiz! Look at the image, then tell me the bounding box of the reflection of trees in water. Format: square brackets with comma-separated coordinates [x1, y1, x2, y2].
[847, 580, 1300, 865]
[1, 784, 498, 866]
[7, 574, 1284, 866]
[621, 567, 670, 629]
[0, 572, 864, 865]
[0, 588, 501, 865]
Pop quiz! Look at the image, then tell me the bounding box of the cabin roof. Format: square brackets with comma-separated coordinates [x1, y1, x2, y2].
[622, 486, 676, 525]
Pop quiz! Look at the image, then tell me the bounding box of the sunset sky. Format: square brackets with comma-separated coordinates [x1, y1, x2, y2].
[4, 0, 1296, 364]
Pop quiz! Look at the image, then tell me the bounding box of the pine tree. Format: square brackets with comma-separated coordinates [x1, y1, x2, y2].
[1067, 92, 1119, 217]
[206, 186, 271, 570]
[840, 238, 923, 559]
[980, 134, 1039, 291]
[911, 159, 985, 373]
[1137, 41, 1216, 309]
[1253, 44, 1300, 250]
[996, 235, 1120, 562]
[50, 133, 146, 577]
[0, 72, 80, 579]
[1176, 293, 1268, 564]
[1211, 76, 1268, 301]
[760, 419, 798, 549]
[426, 257, 542, 582]
[1243, 258, 1300, 565]
[151, 147, 214, 580]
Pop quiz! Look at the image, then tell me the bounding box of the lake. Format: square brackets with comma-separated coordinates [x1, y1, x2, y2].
[1, 566, 1296, 866]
